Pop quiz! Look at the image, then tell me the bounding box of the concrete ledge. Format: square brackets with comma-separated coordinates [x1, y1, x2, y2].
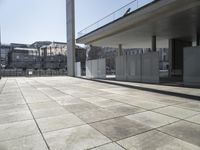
[92, 79, 200, 101]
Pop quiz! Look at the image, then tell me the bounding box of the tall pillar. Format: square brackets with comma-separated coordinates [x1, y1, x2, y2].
[118, 44, 123, 56]
[152, 36, 157, 52]
[66, 0, 75, 76]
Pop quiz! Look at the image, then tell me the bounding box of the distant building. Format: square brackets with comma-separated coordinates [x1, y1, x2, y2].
[40, 42, 86, 70]
[40, 42, 67, 69]
[8, 47, 40, 69]
[4, 41, 86, 70]
[10, 43, 29, 49]
[30, 41, 52, 49]
[40, 42, 67, 56]
[1, 44, 11, 68]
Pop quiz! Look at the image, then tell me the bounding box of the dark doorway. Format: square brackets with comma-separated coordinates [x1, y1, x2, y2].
[169, 39, 192, 81]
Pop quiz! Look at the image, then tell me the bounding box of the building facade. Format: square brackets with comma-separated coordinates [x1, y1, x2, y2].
[1, 44, 11, 68]
[8, 47, 40, 69]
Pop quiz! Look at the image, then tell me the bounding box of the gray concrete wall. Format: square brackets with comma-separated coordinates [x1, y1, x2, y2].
[86, 59, 106, 79]
[116, 52, 159, 83]
[184, 47, 200, 86]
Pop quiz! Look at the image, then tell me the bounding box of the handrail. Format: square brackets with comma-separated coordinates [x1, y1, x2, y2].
[77, 0, 154, 38]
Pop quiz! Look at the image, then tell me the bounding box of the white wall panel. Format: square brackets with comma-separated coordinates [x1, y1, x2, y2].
[86, 61, 92, 78]
[92, 59, 98, 78]
[86, 59, 106, 79]
[75, 62, 81, 77]
[98, 59, 106, 79]
[116, 56, 127, 80]
[126, 55, 142, 82]
[141, 52, 159, 83]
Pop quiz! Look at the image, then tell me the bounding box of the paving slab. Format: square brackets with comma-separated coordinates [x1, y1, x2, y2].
[56, 98, 84, 106]
[44, 125, 111, 150]
[0, 120, 39, 142]
[186, 114, 200, 124]
[117, 130, 200, 150]
[91, 142, 125, 150]
[91, 100, 123, 108]
[64, 102, 100, 113]
[32, 107, 70, 119]
[23, 95, 52, 103]
[0, 134, 48, 150]
[154, 95, 190, 104]
[2, 89, 21, 94]
[154, 106, 199, 119]
[175, 102, 200, 112]
[81, 97, 109, 103]
[0, 111, 33, 124]
[71, 92, 100, 99]
[126, 111, 178, 128]
[0, 98, 25, 106]
[29, 101, 61, 111]
[105, 104, 145, 116]
[38, 88, 66, 98]
[123, 99, 167, 110]
[0, 93, 24, 100]
[90, 117, 152, 141]
[75, 108, 119, 123]
[36, 114, 85, 132]
[0, 104, 28, 114]
[159, 121, 200, 147]
[52, 95, 78, 101]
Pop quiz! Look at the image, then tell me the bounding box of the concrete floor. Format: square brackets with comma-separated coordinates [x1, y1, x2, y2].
[0, 77, 200, 150]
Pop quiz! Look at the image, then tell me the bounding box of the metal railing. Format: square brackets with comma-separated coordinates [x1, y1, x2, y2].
[1, 69, 68, 77]
[77, 0, 155, 38]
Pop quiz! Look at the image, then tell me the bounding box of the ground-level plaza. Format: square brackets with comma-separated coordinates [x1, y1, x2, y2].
[0, 77, 200, 150]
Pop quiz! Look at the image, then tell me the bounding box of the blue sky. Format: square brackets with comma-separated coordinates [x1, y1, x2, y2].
[0, 0, 146, 44]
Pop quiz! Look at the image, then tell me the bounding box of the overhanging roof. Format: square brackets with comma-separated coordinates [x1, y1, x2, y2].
[77, 0, 200, 48]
